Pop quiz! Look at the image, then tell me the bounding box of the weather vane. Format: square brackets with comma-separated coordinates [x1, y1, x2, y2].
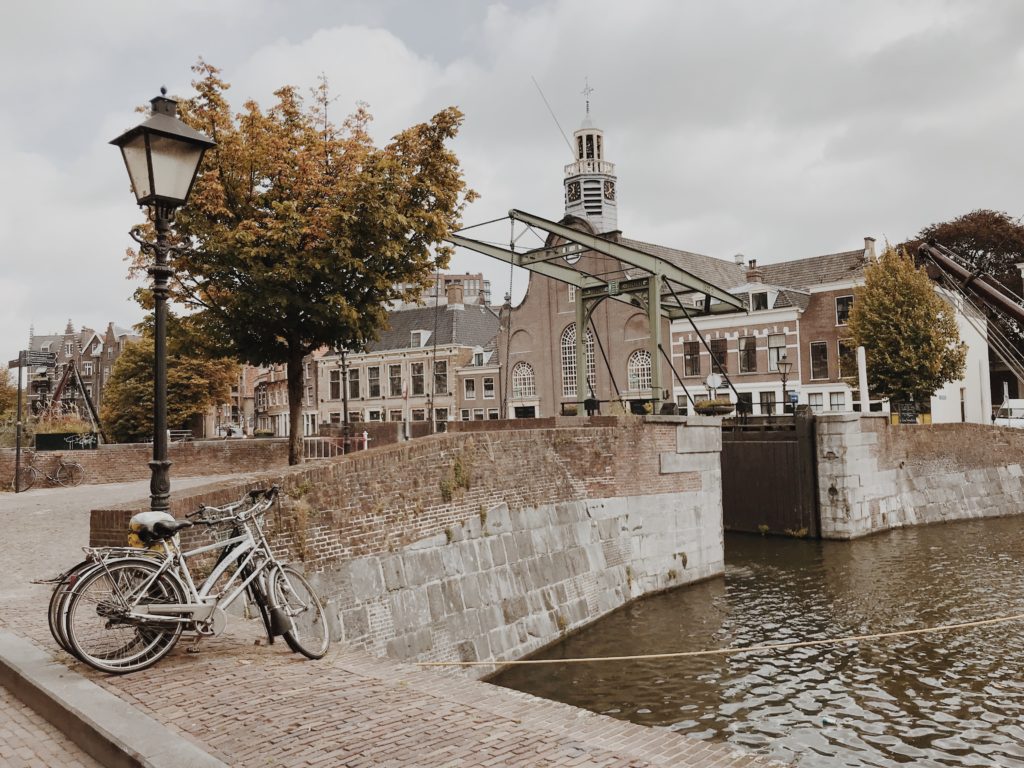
[581, 77, 594, 114]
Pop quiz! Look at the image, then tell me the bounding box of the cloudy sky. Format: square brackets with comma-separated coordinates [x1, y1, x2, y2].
[3, 0, 1024, 365]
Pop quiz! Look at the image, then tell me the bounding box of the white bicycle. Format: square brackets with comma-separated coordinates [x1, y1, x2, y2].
[49, 486, 329, 674]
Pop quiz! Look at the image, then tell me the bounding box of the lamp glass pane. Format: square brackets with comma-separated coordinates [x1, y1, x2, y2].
[119, 134, 152, 203]
[148, 134, 204, 204]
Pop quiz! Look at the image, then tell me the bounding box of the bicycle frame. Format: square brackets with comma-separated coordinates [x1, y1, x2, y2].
[125, 510, 282, 631]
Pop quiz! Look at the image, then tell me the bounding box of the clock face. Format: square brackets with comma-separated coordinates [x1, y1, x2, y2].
[603, 180, 616, 201]
[567, 181, 581, 203]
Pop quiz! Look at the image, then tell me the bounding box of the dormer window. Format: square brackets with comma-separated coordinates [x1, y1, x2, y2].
[751, 292, 769, 311]
[474, 352, 484, 366]
[410, 330, 430, 348]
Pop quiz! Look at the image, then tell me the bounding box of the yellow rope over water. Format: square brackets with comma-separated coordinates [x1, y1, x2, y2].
[416, 612, 1024, 667]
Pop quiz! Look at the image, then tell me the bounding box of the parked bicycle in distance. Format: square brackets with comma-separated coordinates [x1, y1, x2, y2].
[13, 450, 85, 490]
[47, 485, 330, 674]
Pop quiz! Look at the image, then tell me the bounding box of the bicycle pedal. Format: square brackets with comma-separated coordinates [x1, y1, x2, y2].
[186, 644, 203, 654]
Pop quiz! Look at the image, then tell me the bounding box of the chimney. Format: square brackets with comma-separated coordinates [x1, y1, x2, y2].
[446, 282, 464, 307]
[745, 258, 763, 284]
[734, 253, 744, 266]
[863, 237, 877, 263]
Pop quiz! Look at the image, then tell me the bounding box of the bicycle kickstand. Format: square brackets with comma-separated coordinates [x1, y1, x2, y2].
[185, 633, 206, 654]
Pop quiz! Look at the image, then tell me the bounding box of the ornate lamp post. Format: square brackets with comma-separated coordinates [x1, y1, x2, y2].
[778, 353, 794, 415]
[111, 88, 215, 511]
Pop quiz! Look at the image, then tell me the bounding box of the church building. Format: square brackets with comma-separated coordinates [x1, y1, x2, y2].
[495, 98, 991, 424]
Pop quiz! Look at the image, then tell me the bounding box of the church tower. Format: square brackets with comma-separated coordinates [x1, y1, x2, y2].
[563, 83, 617, 233]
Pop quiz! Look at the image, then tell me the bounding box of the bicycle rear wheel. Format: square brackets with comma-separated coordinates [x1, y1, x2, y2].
[48, 560, 95, 654]
[55, 462, 84, 487]
[65, 559, 185, 674]
[271, 565, 330, 659]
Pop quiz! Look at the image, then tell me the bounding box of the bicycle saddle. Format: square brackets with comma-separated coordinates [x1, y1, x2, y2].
[128, 511, 194, 546]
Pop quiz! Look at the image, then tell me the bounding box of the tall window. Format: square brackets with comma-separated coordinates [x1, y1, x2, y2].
[810, 342, 829, 380]
[738, 336, 757, 373]
[568, 285, 576, 302]
[683, 341, 700, 377]
[836, 296, 853, 326]
[368, 366, 381, 398]
[483, 377, 495, 399]
[627, 350, 652, 392]
[410, 363, 424, 395]
[464, 378, 476, 399]
[838, 340, 856, 379]
[768, 334, 786, 371]
[511, 362, 536, 398]
[329, 369, 341, 399]
[389, 364, 402, 397]
[348, 369, 360, 399]
[710, 338, 728, 373]
[560, 324, 596, 397]
[759, 391, 777, 416]
[434, 361, 448, 394]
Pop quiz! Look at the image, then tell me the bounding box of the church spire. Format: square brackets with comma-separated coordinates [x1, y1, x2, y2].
[563, 80, 617, 233]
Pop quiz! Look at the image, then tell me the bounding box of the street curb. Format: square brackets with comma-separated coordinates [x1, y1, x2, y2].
[0, 630, 227, 768]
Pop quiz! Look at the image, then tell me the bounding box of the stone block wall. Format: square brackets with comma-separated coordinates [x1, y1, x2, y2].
[817, 414, 1024, 538]
[90, 416, 725, 676]
[0, 439, 289, 489]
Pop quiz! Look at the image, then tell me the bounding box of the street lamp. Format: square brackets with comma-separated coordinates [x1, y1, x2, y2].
[777, 353, 794, 415]
[111, 88, 215, 511]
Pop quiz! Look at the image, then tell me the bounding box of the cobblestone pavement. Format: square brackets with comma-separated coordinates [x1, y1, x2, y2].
[0, 478, 784, 768]
[0, 685, 101, 768]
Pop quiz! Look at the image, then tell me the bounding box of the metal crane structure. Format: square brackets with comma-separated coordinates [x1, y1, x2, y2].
[919, 240, 1024, 393]
[40, 359, 104, 440]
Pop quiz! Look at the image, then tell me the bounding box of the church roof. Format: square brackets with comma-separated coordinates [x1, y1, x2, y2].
[617, 237, 865, 298]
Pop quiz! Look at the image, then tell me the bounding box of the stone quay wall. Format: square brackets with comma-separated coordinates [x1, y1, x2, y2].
[0, 439, 290, 489]
[90, 416, 725, 677]
[817, 413, 1024, 538]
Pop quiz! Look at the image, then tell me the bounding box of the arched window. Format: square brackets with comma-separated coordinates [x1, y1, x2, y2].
[511, 362, 536, 399]
[627, 349, 652, 392]
[560, 324, 596, 397]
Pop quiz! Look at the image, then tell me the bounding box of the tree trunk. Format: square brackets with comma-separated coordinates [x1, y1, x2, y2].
[287, 344, 305, 466]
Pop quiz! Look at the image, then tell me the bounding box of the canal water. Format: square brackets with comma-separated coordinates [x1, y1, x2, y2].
[492, 519, 1024, 767]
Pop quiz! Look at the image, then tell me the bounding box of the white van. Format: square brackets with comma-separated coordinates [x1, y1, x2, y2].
[994, 399, 1024, 428]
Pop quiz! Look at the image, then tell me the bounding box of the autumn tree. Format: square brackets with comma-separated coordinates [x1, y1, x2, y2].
[0, 367, 15, 419]
[847, 246, 966, 406]
[101, 337, 237, 443]
[912, 209, 1024, 290]
[131, 61, 475, 463]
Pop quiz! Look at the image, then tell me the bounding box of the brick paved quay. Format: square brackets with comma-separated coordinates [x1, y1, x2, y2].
[0, 477, 785, 767]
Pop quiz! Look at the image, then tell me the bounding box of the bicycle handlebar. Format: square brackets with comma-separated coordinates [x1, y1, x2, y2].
[186, 485, 281, 522]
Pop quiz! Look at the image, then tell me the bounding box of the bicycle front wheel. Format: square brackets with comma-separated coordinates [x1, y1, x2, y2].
[65, 559, 185, 674]
[55, 462, 84, 487]
[272, 565, 330, 659]
[14, 466, 36, 491]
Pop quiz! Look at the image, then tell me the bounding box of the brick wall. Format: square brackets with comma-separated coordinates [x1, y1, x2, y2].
[817, 414, 1024, 538]
[89, 416, 725, 675]
[0, 439, 289, 490]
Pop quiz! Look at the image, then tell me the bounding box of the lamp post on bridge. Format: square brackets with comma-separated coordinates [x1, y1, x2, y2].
[111, 88, 215, 511]
[778, 353, 794, 415]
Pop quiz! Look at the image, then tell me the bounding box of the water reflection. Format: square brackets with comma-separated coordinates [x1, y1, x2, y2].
[491, 519, 1024, 767]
